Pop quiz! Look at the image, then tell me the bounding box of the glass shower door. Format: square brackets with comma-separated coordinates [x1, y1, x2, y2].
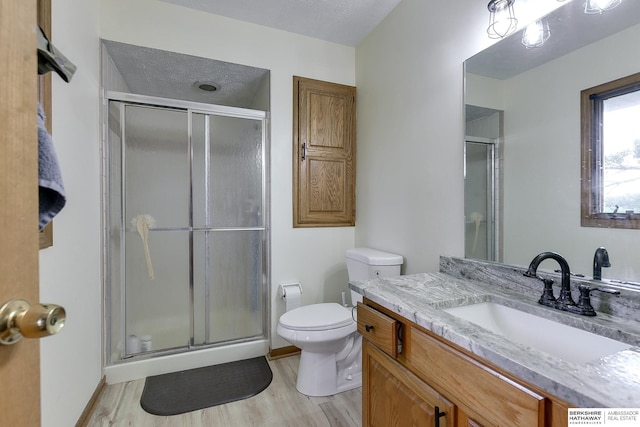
[465, 139, 496, 261]
[191, 113, 266, 346]
[107, 96, 268, 363]
[120, 104, 192, 355]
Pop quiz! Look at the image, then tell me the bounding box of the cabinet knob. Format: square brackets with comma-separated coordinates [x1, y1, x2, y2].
[365, 324, 374, 332]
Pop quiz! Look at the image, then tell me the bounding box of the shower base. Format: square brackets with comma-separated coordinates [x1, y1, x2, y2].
[105, 339, 269, 384]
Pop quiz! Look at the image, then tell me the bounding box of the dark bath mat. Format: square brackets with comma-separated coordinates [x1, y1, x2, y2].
[140, 356, 272, 416]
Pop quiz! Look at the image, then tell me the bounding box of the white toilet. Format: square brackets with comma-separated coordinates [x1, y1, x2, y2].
[277, 248, 403, 396]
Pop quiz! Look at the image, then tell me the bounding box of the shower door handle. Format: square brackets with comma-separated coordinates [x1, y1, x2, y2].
[0, 298, 66, 345]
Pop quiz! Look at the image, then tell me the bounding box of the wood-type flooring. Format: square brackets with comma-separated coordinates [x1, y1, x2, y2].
[86, 355, 362, 426]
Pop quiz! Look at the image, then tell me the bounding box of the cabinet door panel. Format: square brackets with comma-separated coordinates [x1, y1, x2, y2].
[293, 76, 355, 227]
[458, 412, 486, 427]
[408, 327, 544, 427]
[363, 340, 454, 427]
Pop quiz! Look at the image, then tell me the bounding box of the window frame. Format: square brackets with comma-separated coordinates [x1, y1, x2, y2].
[581, 71, 640, 230]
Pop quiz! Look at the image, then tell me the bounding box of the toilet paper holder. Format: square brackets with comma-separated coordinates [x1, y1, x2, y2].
[278, 283, 303, 299]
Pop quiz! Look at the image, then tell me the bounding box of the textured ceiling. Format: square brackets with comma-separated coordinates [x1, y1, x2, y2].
[159, 0, 402, 47]
[103, 40, 270, 109]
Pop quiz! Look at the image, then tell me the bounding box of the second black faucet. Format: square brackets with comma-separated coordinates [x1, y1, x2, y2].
[593, 247, 611, 281]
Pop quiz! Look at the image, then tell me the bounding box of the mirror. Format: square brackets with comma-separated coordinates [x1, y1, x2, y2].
[464, 0, 640, 283]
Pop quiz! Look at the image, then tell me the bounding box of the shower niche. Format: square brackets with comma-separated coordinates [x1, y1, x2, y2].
[102, 41, 270, 366]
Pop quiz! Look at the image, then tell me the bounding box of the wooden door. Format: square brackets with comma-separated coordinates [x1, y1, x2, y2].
[0, 1, 41, 426]
[362, 340, 454, 427]
[293, 76, 356, 227]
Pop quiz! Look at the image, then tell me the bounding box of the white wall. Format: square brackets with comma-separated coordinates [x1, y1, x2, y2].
[466, 74, 506, 111]
[39, 1, 101, 426]
[354, 0, 491, 273]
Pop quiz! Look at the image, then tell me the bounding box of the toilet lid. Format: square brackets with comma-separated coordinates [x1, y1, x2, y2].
[279, 303, 354, 331]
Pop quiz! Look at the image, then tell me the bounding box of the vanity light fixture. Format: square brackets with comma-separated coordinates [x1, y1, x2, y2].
[584, 0, 622, 14]
[487, 0, 518, 39]
[521, 18, 551, 48]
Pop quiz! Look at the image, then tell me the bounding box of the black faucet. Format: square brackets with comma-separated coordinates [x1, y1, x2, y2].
[593, 247, 611, 280]
[524, 251, 576, 310]
[524, 251, 620, 316]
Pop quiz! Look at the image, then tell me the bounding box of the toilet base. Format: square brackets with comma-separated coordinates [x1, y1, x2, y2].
[295, 347, 362, 397]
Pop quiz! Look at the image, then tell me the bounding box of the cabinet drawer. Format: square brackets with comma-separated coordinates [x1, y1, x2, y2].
[408, 327, 544, 427]
[357, 303, 398, 358]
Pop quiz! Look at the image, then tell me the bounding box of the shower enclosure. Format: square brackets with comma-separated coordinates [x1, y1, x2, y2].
[105, 92, 269, 367]
[464, 138, 497, 261]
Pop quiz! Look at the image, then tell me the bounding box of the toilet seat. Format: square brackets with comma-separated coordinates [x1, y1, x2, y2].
[279, 303, 353, 331]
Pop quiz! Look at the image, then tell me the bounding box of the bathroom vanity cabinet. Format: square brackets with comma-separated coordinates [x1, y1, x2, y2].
[357, 300, 571, 427]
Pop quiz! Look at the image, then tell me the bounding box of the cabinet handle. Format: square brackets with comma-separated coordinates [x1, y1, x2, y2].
[365, 324, 374, 332]
[434, 406, 446, 427]
[301, 142, 307, 160]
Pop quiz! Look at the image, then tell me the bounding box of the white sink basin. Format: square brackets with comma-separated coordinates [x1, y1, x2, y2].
[443, 302, 631, 364]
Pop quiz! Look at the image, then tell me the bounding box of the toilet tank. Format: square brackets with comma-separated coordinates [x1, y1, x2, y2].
[346, 248, 403, 280]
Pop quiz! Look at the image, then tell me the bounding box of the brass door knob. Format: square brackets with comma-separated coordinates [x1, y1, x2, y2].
[0, 298, 66, 345]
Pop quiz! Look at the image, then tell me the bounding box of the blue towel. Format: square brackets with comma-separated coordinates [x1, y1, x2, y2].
[38, 103, 66, 230]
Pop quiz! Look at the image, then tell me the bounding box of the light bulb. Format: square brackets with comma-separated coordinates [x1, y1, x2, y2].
[584, 0, 622, 14]
[522, 19, 551, 49]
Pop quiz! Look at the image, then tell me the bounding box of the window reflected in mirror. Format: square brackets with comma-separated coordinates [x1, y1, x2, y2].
[581, 71, 640, 229]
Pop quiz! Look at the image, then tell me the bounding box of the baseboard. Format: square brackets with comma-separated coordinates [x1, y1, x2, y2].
[75, 376, 107, 427]
[268, 345, 300, 360]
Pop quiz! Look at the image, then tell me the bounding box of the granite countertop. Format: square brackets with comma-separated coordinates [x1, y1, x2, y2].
[349, 271, 640, 408]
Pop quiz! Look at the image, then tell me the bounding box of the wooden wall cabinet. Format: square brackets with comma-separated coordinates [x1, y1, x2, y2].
[293, 76, 356, 227]
[358, 300, 571, 427]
